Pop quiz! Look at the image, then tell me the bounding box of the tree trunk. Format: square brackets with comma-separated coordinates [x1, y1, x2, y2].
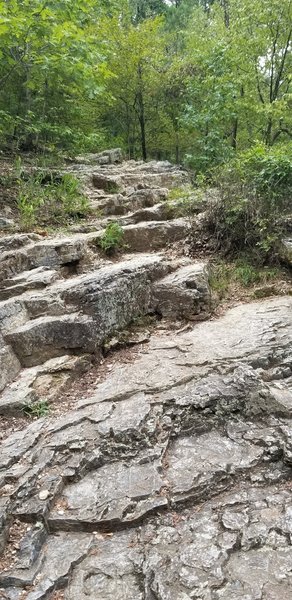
[137, 64, 147, 160]
[231, 86, 243, 150]
[221, 0, 230, 28]
[231, 118, 238, 150]
[138, 94, 147, 160]
[265, 117, 273, 146]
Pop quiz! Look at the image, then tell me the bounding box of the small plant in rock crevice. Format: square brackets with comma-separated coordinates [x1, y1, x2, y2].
[98, 222, 125, 255]
[22, 400, 50, 418]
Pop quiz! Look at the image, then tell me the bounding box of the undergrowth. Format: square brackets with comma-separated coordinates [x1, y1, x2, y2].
[167, 185, 205, 217]
[201, 143, 292, 262]
[17, 171, 89, 228]
[209, 258, 286, 302]
[0, 156, 89, 229]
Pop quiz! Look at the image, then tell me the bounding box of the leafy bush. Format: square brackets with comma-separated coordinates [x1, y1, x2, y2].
[99, 222, 124, 255]
[203, 143, 292, 261]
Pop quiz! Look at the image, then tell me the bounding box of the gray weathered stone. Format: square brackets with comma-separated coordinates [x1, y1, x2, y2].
[122, 219, 188, 251]
[0, 233, 41, 253]
[49, 458, 165, 530]
[0, 344, 21, 393]
[0, 216, 14, 230]
[0, 354, 91, 415]
[0, 267, 59, 301]
[5, 314, 99, 366]
[152, 262, 210, 319]
[280, 238, 292, 266]
[0, 152, 292, 599]
[75, 148, 123, 165]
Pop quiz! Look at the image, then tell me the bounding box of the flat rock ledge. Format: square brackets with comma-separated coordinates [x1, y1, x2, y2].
[0, 296, 292, 599]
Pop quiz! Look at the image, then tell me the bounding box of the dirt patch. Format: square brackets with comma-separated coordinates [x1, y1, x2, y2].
[50, 592, 65, 600]
[50, 343, 145, 418]
[211, 270, 292, 318]
[0, 415, 31, 443]
[0, 520, 28, 573]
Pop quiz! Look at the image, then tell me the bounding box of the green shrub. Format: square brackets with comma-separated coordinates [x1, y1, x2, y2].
[233, 262, 261, 287]
[233, 260, 280, 287]
[203, 143, 292, 261]
[99, 222, 124, 255]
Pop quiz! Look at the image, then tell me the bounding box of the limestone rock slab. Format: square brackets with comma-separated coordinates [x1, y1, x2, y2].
[5, 314, 99, 366]
[48, 459, 165, 530]
[0, 344, 20, 393]
[152, 262, 210, 319]
[166, 431, 264, 503]
[122, 219, 188, 252]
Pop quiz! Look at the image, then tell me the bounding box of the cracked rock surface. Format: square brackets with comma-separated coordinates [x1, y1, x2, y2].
[0, 155, 292, 598]
[0, 296, 292, 599]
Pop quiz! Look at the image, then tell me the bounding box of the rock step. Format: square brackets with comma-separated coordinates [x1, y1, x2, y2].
[69, 203, 176, 234]
[0, 354, 91, 416]
[5, 313, 99, 367]
[0, 219, 188, 284]
[9, 253, 169, 321]
[0, 235, 87, 283]
[0, 267, 59, 301]
[122, 201, 175, 224]
[87, 188, 169, 216]
[120, 219, 187, 252]
[73, 159, 189, 190]
[0, 232, 42, 253]
[75, 147, 123, 165]
[1, 256, 210, 372]
[0, 254, 168, 337]
[152, 262, 211, 319]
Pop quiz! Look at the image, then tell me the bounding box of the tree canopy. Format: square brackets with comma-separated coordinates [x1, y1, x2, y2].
[0, 0, 291, 169]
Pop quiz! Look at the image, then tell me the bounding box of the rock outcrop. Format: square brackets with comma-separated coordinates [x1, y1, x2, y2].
[0, 297, 292, 599]
[0, 153, 292, 599]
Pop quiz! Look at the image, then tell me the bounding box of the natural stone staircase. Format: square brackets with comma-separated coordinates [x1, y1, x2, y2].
[0, 157, 210, 413]
[0, 153, 292, 600]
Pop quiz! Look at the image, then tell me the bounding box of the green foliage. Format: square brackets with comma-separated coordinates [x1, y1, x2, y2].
[99, 222, 125, 255]
[0, 0, 112, 152]
[209, 258, 283, 301]
[0, 0, 291, 166]
[168, 185, 205, 217]
[233, 261, 280, 288]
[203, 143, 292, 259]
[16, 170, 89, 228]
[23, 400, 50, 418]
[209, 260, 231, 299]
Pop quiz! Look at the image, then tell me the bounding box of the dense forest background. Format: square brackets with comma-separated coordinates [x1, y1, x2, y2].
[0, 0, 291, 172]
